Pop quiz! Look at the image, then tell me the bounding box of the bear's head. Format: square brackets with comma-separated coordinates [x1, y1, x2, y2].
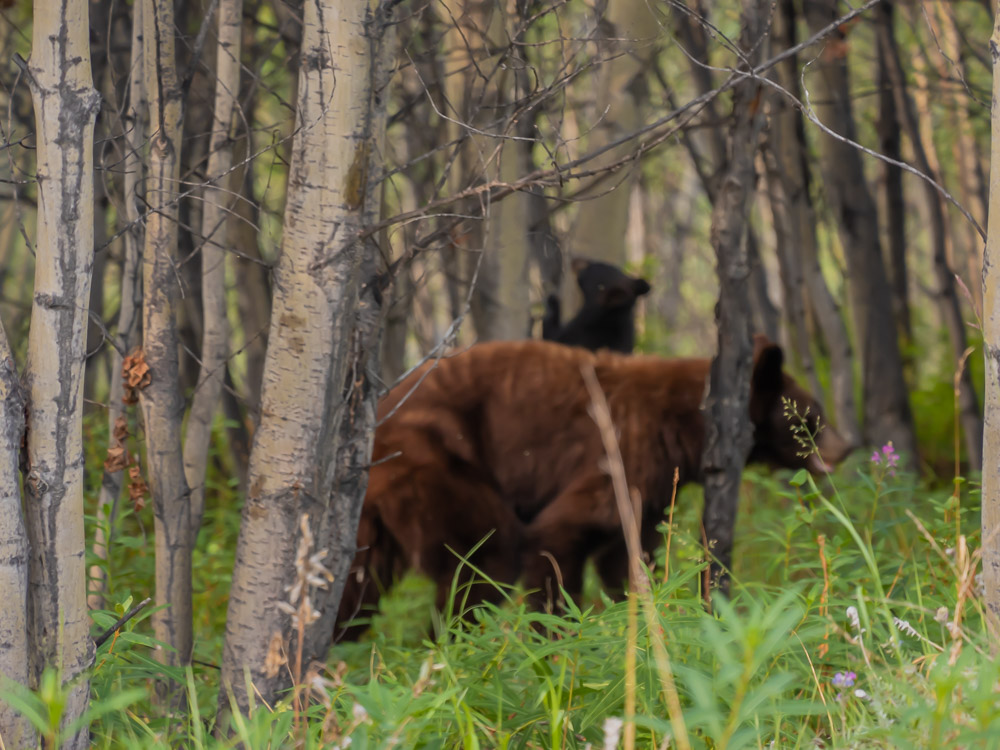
[748, 335, 853, 475]
[571, 258, 651, 310]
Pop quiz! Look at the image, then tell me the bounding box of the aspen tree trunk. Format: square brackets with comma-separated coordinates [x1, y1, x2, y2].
[803, 0, 918, 466]
[701, 0, 768, 594]
[669, 1, 780, 344]
[761, 141, 822, 398]
[141, 0, 193, 671]
[21, 0, 101, 736]
[474, 139, 531, 340]
[438, 0, 530, 342]
[770, 0, 859, 447]
[183, 0, 242, 537]
[90, 4, 146, 611]
[566, 0, 656, 269]
[875, 1, 911, 351]
[231, 138, 271, 421]
[219, 0, 395, 715]
[673, 0, 781, 341]
[380, 169, 418, 384]
[929, 1, 989, 311]
[875, 9, 983, 471]
[0, 323, 32, 747]
[980, 8, 1000, 630]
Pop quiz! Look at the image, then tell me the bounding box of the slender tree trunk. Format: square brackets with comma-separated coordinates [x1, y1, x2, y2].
[566, 0, 657, 271]
[980, 7, 1000, 633]
[875, 6, 983, 470]
[701, 0, 768, 594]
[669, 1, 780, 342]
[380, 169, 417, 384]
[219, 0, 395, 716]
[85, 208, 107, 411]
[803, 0, 918, 465]
[90, 3, 146, 611]
[761, 140, 822, 399]
[0, 322, 33, 748]
[183, 0, 243, 539]
[875, 2, 911, 351]
[21, 0, 101, 735]
[927, 1, 989, 311]
[439, 0, 531, 341]
[770, 0, 859, 447]
[140, 0, 193, 673]
[231, 137, 271, 422]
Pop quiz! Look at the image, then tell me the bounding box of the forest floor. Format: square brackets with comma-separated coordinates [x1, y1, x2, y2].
[21, 414, 996, 748]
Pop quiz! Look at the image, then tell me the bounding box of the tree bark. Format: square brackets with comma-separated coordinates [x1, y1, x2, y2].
[925, 1, 989, 312]
[669, 1, 780, 343]
[980, 7, 1000, 632]
[438, 0, 531, 342]
[183, 0, 243, 539]
[875, 1, 912, 351]
[874, 4, 983, 470]
[140, 0, 194, 674]
[219, 0, 395, 716]
[803, 0, 918, 466]
[90, 1, 146, 611]
[761, 139, 822, 399]
[20, 0, 101, 735]
[565, 0, 657, 273]
[700, 0, 768, 594]
[769, 0, 860, 447]
[230, 136, 271, 423]
[0, 322, 33, 748]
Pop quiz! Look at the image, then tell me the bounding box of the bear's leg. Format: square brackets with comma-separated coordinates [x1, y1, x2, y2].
[593, 520, 664, 601]
[334, 504, 397, 642]
[521, 478, 616, 613]
[377, 464, 524, 626]
[593, 539, 628, 600]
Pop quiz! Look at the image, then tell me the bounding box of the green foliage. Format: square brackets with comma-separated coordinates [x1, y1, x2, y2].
[46, 404, 1000, 748]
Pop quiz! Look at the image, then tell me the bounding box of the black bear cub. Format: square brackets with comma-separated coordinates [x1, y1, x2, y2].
[542, 258, 651, 353]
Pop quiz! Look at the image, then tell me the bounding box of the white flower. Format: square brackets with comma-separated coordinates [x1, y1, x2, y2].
[934, 607, 949, 624]
[854, 689, 869, 699]
[846, 606, 863, 633]
[602, 717, 624, 750]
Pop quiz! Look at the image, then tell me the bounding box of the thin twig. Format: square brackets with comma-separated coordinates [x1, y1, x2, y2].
[94, 597, 153, 648]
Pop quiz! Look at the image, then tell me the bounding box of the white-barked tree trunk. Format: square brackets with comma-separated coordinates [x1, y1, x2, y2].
[219, 0, 396, 715]
[20, 0, 101, 739]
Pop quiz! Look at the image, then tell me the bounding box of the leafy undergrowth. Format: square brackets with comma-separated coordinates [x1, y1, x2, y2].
[9, 426, 1000, 748]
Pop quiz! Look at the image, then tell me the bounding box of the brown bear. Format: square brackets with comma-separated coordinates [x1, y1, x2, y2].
[335, 337, 851, 639]
[542, 258, 651, 353]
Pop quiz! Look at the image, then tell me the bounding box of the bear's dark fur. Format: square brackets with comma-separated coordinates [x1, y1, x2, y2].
[542, 259, 651, 353]
[336, 338, 850, 638]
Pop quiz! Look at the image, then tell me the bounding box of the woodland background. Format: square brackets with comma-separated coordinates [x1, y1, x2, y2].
[3, 0, 1000, 747]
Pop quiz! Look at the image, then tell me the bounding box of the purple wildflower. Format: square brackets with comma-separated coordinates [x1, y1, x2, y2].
[871, 442, 899, 476]
[832, 671, 857, 688]
[881, 442, 899, 467]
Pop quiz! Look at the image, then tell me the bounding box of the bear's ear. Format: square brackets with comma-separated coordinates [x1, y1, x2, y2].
[571, 257, 591, 276]
[632, 278, 651, 297]
[750, 337, 784, 419]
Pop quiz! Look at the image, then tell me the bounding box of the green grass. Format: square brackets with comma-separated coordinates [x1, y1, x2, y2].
[8, 412, 999, 748]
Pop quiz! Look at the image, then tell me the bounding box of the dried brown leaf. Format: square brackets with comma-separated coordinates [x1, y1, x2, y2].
[112, 415, 129, 443]
[128, 462, 149, 511]
[103, 445, 129, 473]
[121, 349, 151, 404]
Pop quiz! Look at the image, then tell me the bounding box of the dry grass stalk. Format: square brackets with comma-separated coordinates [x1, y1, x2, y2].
[581, 364, 691, 750]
